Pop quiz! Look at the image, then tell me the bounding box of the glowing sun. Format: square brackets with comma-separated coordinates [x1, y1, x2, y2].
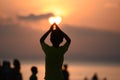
[49, 16, 62, 24]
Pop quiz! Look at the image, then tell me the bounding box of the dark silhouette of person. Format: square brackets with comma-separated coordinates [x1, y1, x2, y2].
[92, 73, 98, 80]
[0, 61, 2, 80]
[1, 61, 12, 80]
[30, 66, 38, 80]
[12, 59, 23, 80]
[40, 23, 71, 80]
[62, 64, 69, 80]
[103, 77, 107, 80]
[84, 76, 88, 80]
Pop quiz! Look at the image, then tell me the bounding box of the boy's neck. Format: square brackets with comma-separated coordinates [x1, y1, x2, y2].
[53, 44, 59, 48]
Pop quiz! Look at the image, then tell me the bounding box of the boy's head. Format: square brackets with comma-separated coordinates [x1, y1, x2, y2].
[50, 30, 64, 47]
[31, 66, 38, 74]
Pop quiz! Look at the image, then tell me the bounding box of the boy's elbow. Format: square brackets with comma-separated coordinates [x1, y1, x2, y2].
[40, 38, 43, 44]
[69, 39, 71, 44]
[68, 38, 71, 44]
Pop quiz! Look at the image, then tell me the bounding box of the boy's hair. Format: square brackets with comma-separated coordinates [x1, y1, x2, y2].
[50, 30, 64, 46]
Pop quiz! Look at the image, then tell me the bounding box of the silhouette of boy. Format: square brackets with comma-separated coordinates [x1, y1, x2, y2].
[30, 66, 38, 80]
[40, 23, 71, 80]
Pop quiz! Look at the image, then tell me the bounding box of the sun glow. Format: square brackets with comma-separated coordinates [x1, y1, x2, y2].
[48, 16, 62, 24]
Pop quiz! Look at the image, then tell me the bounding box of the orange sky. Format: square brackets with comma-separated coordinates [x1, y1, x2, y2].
[0, 0, 120, 32]
[0, 0, 120, 63]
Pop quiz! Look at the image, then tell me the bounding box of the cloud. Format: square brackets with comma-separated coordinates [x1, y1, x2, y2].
[17, 13, 54, 21]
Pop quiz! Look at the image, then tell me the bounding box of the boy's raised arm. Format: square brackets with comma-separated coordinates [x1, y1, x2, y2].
[62, 31, 71, 44]
[40, 24, 53, 43]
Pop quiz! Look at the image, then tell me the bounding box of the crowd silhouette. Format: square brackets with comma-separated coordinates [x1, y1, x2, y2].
[83, 73, 107, 80]
[0, 59, 22, 80]
[0, 59, 108, 80]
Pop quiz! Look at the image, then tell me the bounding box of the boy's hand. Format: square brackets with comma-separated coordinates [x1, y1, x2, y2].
[55, 24, 60, 31]
[49, 24, 54, 31]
